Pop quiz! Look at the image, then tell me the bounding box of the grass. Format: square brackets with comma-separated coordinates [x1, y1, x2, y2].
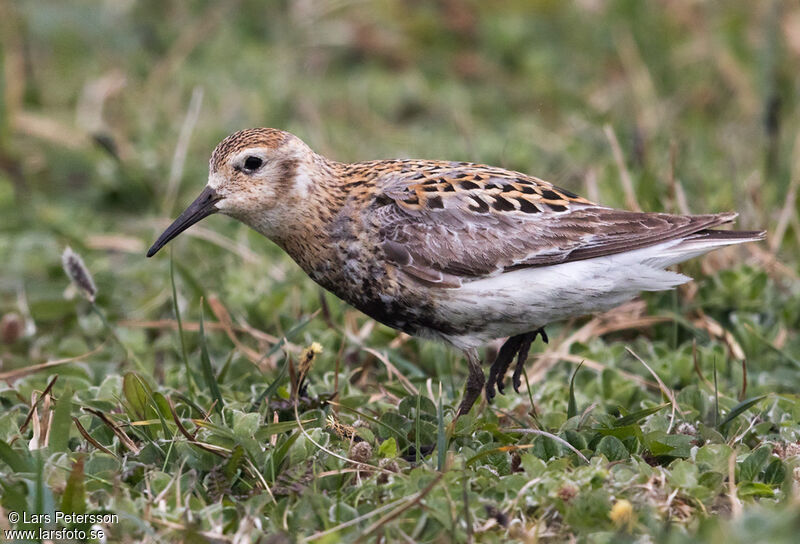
[1, 1, 800, 542]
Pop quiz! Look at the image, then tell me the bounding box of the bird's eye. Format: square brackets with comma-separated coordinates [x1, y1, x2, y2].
[243, 156, 263, 171]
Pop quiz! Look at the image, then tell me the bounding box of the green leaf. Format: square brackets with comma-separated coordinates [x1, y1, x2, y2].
[532, 435, 561, 461]
[596, 435, 628, 461]
[0, 482, 29, 525]
[737, 481, 774, 498]
[466, 445, 516, 468]
[697, 423, 725, 444]
[668, 459, 698, 489]
[698, 471, 724, 491]
[567, 361, 584, 419]
[0, 440, 31, 472]
[123, 373, 170, 439]
[32, 452, 55, 519]
[763, 458, 786, 485]
[696, 443, 733, 473]
[49, 387, 73, 453]
[719, 395, 767, 434]
[224, 445, 245, 480]
[615, 403, 669, 427]
[151, 392, 173, 421]
[199, 304, 224, 415]
[250, 357, 288, 410]
[216, 349, 236, 383]
[644, 431, 692, 458]
[233, 412, 260, 439]
[355, 427, 375, 444]
[123, 372, 152, 421]
[254, 419, 306, 440]
[398, 394, 436, 417]
[265, 431, 301, 482]
[412, 420, 438, 448]
[563, 430, 587, 451]
[739, 445, 771, 482]
[378, 437, 398, 458]
[377, 413, 410, 446]
[595, 424, 643, 442]
[60, 457, 86, 517]
[519, 453, 546, 477]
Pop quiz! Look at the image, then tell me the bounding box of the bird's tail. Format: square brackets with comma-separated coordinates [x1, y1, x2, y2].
[641, 214, 765, 269]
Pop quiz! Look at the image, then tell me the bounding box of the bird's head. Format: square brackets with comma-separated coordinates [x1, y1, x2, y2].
[147, 128, 315, 257]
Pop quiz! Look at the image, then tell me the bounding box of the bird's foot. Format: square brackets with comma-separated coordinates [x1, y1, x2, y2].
[485, 335, 523, 402]
[512, 327, 546, 393]
[484, 327, 548, 404]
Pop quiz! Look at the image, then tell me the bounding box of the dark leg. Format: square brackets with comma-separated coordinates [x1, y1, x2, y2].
[457, 349, 485, 417]
[486, 335, 524, 402]
[512, 327, 548, 393]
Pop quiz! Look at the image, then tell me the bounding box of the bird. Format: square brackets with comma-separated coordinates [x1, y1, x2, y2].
[147, 128, 765, 416]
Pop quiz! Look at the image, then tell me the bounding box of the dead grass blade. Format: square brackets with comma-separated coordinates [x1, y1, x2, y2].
[167, 396, 198, 440]
[83, 407, 140, 454]
[12, 111, 91, 150]
[19, 375, 58, 435]
[86, 234, 145, 253]
[0, 342, 105, 382]
[146, 219, 274, 271]
[166, 398, 232, 457]
[28, 390, 46, 449]
[207, 295, 263, 364]
[162, 86, 203, 215]
[73, 417, 115, 456]
[691, 311, 745, 361]
[119, 318, 280, 344]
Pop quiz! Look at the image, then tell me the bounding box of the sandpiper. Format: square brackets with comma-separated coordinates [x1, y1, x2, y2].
[148, 128, 765, 416]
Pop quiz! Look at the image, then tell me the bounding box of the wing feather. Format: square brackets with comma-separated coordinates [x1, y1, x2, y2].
[366, 163, 742, 285]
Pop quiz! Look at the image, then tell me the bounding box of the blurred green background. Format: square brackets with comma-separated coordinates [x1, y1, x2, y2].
[1, 1, 799, 542]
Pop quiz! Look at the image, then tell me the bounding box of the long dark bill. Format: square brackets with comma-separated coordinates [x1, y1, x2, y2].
[146, 186, 222, 257]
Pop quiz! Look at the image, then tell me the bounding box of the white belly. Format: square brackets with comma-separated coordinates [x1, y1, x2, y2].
[430, 239, 696, 349]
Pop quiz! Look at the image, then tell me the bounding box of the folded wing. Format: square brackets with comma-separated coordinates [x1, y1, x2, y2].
[369, 164, 762, 287]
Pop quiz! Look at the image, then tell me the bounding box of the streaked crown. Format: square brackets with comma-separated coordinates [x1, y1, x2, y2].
[209, 128, 289, 172]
